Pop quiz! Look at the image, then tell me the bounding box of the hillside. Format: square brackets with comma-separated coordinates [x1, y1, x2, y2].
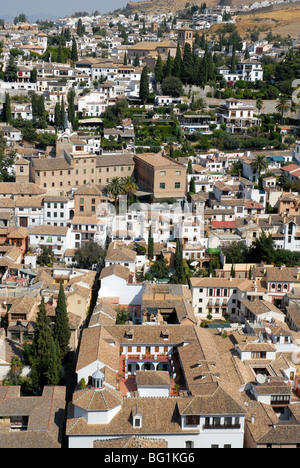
[125, 0, 263, 14]
[126, 0, 221, 14]
[125, 0, 300, 39]
[233, 3, 300, 39]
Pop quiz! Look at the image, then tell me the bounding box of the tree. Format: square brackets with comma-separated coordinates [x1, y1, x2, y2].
[4, 55, 18, 82]
[139, 66, 149, 104]
[32, 93, 46, 122]
[53, 283, 71, 359]
[77, 18, 85, 37]
[222, 241, 249, 264]
[2, 93, 12, 123]
[74, 242, 106, 269]
[148, 225, 154, 260]
[255, 97, 263, 136]
[251, 231, 275, 264]
[149, 258, 170, 279]
[38, 245, 55, 266]
[161, 76, 183, 97]
[181, 43, 194, 84]
[67, 89, 76, 127]
[0, 133, 15, 182]
[71, 37, 78, 62]
[189, 176, 196, 195]
[28, 297, 61, 388]
[251, 154, 269, 187]
[60, 98, 65, 129]
[173, 43, 182, 78]
[174, 238, 185, 283]
[154, 54, 164, 83]
[169, 143, 174, 159]
[116, 308, 131, 324]
[4, 357, 23, 385]
[30, 68, 37, 83]
[107, 176, 125, 209]
[123, 176, 138, 208]
[231, 45, 237, 74]
[123, 52, 128, 65]
[164, 51, 173, 78]
[276, 95, 291, 124]
[54, 102, 61, 127]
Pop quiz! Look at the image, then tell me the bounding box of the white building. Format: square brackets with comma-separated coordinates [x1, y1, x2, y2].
[217, 99, 261, 133]
[77, 90, 108, 117]
[43, 195, 73, 226]
[29, 224, 72, 258]
[190, 276, 259, 320]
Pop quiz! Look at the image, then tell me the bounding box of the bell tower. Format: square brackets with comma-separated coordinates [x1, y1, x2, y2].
[177, 26, 194, 49]
[15, 158, 30, 183]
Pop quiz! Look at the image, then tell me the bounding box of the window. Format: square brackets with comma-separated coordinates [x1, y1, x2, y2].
[160, 183, 165, 189]
[175, 182, 181, 189]
[186, 416, 200, 426]
[134, 418, 141, 428]
[185, 441, 194, 448]
[160, 171, 166, 176]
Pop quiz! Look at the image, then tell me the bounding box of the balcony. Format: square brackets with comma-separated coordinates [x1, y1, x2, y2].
[126, 354, 169, 362]
[203, 423, 241, 430]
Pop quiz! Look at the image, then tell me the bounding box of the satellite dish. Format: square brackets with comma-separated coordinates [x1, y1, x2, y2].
[256, 374, 266, 384]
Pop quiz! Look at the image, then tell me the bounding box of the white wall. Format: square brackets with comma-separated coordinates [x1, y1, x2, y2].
[99, 275, 144, 306]
[68, 426, 244, 449]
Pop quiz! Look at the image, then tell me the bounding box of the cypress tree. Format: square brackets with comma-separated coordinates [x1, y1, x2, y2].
[173, 43, 182, 78]
[31, 296, 61, 388]
[164, 51, 173, 78]
[169, 143, 174, 159]
[123, 52, 128, 65]
[181, 43, 194, 84]
[174, 239, 185, 283]
[57, 44, 63, 63]
[71, 37, 78, 62]
[139, 66, 149, 104]
[77, 18, 85, 37]
[60, 98, 65, 129]
[67, 89, 76, 127]
[154, 54, 163, 83]
[4, 55, 18, 82]
[3, 93, 12, 123]
[54, 102, 61, 127]
[231, 45, 237, 74]
[148, 225, 154, 260]
[189, 176, 196, 194]
[53, 282, 71, 359]
[207, 51, 215, 81]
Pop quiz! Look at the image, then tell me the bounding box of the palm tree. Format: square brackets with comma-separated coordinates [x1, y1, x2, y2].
[123, 176, 138, 208]
[256, 97, 263, 136]
[106, 177, 125, 209]
[276, 95, 291, 124]
[251, 154, 269, 188]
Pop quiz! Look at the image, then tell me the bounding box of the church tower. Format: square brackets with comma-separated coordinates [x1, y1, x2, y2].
[177, 26, 194, 49]
[15, 158, 30, 183]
